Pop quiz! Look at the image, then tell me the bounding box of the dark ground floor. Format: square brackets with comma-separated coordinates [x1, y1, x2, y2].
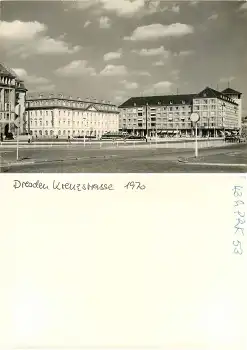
[120, 128, 240, 138]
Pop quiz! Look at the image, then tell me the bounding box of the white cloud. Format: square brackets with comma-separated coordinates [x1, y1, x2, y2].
[143, 81, 173, 96]
[143, 81, 173, 95]
[175, 50, 195, 57]
[12, 68, 54, 92]
[152, 60, 165, 66]
[132, 46, 171, 57]
[13, 68, 50, 85]
[99, 0, 146, 17]
[84, 20, 92, 28]
[70, 0, 96, 10]
[70, 0, 166, 17]
[124, 23, 194, 41]
[99, 65, 128, 76]
[189, 0, 199, 6]
[153, 81, 173, 93]
[99, 16, 111, 28]
[239, 2, 247, 10]
[121, 80, 139, 89]
[28, 84, 56, 93]
[171, 4, 180, 13]
[0, 20, 45, 40]
[114, 95, 126, 104]
[134, 70, 151, 76]
[0, 20, 81, 58]
[208, 13, 218, 20]
[34, 37, 80, 55]
[103, 50, 122, 61]
[55, 60, 96, 77]
[219, 76, 235, 83]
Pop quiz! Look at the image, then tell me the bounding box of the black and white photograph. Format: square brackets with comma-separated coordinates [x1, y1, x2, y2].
[0, 0, 246, 173]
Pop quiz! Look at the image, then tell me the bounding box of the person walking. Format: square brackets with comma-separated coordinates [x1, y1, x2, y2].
[0, 132, 3, 142]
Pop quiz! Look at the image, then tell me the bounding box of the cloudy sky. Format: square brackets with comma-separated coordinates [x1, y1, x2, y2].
[0, 0, 246, 112]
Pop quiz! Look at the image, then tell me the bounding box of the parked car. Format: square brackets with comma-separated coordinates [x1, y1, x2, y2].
[126, 135, 146, 140]
[5, 132, 14, 140]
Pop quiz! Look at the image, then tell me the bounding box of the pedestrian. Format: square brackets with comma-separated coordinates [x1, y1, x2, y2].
[0, 132, 3, 142]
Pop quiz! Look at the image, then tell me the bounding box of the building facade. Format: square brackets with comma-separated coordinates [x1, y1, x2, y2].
[26, 94, 119, 139]
[119, 87, 242, 138]
[0, 63, 27, 137]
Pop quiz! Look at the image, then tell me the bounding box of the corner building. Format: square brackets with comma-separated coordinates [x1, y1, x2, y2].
[0, 63, 27, 136]
[26, 94, 119, 139]
[119, 87, 242, 137]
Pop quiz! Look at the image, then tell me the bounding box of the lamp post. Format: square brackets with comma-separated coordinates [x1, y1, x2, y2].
[207, 115, 210, 139]
[83, 117, 87, 146]
[222, 102, 226, 138]
[145, 103, 148, 142]
[190, 112, 200, 158]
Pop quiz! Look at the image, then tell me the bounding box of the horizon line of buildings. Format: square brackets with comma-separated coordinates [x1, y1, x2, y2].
[0, 61, 244, 139]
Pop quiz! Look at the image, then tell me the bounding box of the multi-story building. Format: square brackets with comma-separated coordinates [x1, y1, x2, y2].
[25, 94, 119, 139]
[119, 86, 242, 138]
[0, 62, 27, 137]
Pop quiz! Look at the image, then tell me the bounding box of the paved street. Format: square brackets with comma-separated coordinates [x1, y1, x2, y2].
[0, 143, 246, 173]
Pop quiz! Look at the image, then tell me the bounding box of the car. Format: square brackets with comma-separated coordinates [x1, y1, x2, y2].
[5, 132, 14, 140]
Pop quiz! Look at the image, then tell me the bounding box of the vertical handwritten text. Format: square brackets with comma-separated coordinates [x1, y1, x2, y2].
[232, 185, 245, 255]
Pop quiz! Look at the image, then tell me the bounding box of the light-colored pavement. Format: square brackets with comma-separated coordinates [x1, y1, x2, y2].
[0, 142, 246, 173]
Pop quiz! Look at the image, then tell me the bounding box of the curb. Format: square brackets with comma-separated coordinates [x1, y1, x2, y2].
[0, 154, 119, 168]
[184, 162, 247, 167]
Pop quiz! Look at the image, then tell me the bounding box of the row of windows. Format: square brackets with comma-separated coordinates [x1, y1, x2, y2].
[30, 120, 117, 126]
[122, 98, 238, 113]
[27, 100, 118, 111]
[28, 110, 118, 117]
[30, 129, 116, 136]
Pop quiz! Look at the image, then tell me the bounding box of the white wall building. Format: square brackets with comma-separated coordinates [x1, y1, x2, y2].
[118, 86, 242, 138]
[0, 62, 27, 137]
[26, 94, 119, 139]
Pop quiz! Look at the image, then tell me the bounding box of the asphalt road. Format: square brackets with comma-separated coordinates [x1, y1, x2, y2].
[1, 143, 247, 173]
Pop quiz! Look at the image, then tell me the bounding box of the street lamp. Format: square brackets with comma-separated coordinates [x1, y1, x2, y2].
[222, 102, 226, 138]
[145, 103, 149, 142]
[190, 112, 200, 157]
[82, 116, 87, 146]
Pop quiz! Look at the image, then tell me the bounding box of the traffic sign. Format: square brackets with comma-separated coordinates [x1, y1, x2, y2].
[190, 112, 200, 123]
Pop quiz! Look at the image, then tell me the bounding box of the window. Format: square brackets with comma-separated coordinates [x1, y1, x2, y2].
[39, 130, 42, 135]
[50, 130, 53, 136]
[46, 121, 48, 126]
[45, 130, 48, 136]
[58, 130, 61, 135]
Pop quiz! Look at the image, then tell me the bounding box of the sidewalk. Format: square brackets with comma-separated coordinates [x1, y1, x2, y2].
[178, 149, 247, 168]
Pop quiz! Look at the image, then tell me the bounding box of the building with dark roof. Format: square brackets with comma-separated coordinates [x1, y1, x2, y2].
[118, 86, 242, 138]
[25, 93, 119, 139]
[0, 62, 28, 137]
